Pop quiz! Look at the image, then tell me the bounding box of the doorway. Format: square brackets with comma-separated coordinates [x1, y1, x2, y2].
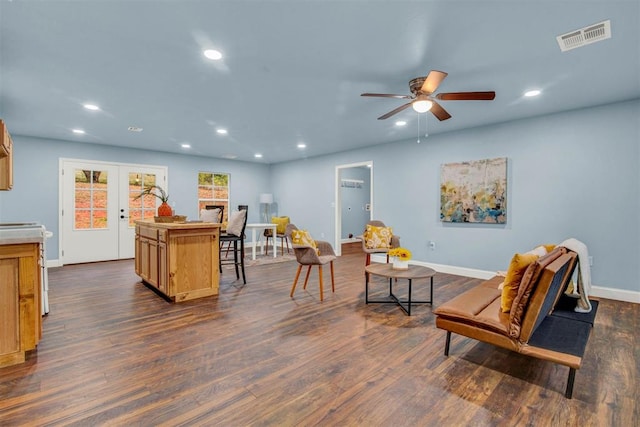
[60, 159, 167, 264]
[334, 161, 373, 256]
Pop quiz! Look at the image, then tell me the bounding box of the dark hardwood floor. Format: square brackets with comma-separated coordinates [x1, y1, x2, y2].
[0, 243, 637, 426]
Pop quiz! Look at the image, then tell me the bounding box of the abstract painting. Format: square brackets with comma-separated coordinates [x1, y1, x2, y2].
[440, 157, 507, 223]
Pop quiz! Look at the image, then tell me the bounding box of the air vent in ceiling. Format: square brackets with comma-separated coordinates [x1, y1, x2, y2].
[556, 20, 611, 52]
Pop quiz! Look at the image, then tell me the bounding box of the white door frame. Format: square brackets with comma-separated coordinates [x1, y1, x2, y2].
[334, 161, 373, 256]
[59, 158, 168, 265]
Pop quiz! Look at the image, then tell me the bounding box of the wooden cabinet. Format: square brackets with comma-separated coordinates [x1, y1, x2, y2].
[0, 243, 42, 367]
[134, 220, 221, 302]
[0, 119, 14, 190]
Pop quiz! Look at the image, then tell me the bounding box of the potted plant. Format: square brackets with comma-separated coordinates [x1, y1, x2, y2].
[135, 185, 172, 217]
[388, 247, 412, 270]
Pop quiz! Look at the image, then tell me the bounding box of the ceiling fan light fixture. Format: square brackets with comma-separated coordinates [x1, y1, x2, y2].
[203, 49, 223, 60]
[412, 99, 433, 113]
[83, 103, 100, 111]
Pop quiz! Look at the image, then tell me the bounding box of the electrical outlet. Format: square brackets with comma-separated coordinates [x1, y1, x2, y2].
[429, 241, 436, 250]
[589, 256, 593, 266]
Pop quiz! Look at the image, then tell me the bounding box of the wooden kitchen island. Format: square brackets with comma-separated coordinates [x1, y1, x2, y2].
[134, 220, 221, 302]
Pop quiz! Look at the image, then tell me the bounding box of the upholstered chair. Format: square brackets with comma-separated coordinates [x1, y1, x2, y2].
[357, 220, 400, 275]
[264, 216, 291, 255]
[287, 224, 336, 302]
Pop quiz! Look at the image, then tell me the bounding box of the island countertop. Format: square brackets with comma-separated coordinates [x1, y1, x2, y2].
[134, 219, 222, 230]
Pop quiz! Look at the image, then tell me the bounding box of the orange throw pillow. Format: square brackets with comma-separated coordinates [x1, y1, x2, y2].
[500, 253, 540, 312]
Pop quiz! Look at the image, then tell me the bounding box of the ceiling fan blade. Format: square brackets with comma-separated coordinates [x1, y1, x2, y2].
[435, 91, 496, 101]
[420, 70, 448, 94]
[377, 102, 413, 120]
[361, 93, 412, 99]
[430, 101, 452, 121]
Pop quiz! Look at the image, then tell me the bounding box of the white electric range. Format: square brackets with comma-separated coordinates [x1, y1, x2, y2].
[0, 222, 51, 314]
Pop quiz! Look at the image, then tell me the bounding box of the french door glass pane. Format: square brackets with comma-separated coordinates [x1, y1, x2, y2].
[93, 210, 108, 229]
[74, 169, 109, 229]
[128, 172, 157, 226]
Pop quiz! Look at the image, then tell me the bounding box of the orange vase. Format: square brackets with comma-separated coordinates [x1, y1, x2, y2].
[157, 202, 172, 217]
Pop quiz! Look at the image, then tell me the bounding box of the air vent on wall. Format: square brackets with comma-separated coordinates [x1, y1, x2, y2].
[556, 20, 611, 52]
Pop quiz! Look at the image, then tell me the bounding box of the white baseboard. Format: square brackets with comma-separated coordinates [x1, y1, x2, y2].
[341, 238, 362, 244]
[47, 259, 62, 268]
[590, 286, 640, 304]
[370, 255, 639, 304]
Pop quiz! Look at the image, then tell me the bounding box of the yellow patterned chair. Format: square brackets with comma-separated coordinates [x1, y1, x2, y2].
[357, 220, 401, 266]
[287, 224, 336, 302]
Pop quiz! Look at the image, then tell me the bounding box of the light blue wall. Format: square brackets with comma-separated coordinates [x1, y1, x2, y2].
[0, 136, 270, 259]
[271, 100, 640, 292]
[1, 100, 638, 293]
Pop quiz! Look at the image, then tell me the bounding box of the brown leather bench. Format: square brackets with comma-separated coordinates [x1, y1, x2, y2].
[433, 247, 598, 398]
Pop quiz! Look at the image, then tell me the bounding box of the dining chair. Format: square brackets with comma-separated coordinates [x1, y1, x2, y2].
[200, 204, 224, 223]
[219, 205, 248, 284]
[264, 216, 291, 255]
[288, 224, 336, 302]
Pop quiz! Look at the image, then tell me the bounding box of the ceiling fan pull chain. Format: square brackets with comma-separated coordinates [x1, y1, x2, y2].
[425, 114, 429, 139]
[417, 113, 421, 144]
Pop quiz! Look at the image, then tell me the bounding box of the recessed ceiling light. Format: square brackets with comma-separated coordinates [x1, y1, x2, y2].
[216, 128, 228, 135]
[128, 126, 143, 132]
[297, 143, 306, 149]
[524, 89, 541, 97]
[72, 129, 85, 134]
[395, 120, 407, 126]
[83, 103, 100, 111]
[204, 49, 223, 60]
[181, 143, 191, 149]
[254, 153, 263, 158]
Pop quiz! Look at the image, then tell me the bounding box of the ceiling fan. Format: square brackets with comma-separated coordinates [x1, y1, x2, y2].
[361, 70, 495, 121]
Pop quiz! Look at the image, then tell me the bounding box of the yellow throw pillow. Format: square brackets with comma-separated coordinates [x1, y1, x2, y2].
[500, 253, 540, 313]
[291, 229, 317, 249]
[543, 244, 556, 253]
[364, 225, 393, 249]
[271, 216, 290, 234]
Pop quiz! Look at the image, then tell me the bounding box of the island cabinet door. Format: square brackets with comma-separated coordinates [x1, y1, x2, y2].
[134, 233, 141, 276]
[139, 237, 151, 282]
[148, 238, 159, 287]
[157, 230, 167, 293]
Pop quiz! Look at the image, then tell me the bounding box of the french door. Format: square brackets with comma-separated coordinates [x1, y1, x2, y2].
[60, 159, 167, 264]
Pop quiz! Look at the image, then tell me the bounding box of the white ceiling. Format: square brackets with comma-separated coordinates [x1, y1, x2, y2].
[1, 1, 638, 164]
